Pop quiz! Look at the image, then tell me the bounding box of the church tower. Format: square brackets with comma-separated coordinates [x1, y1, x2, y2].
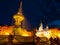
[46, 25, 48, 30]
[39, 22, 43, 31]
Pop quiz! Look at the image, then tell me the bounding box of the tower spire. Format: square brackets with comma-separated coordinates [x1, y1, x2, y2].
[17, 0, 23, 14]
[39, 22, 43, 31]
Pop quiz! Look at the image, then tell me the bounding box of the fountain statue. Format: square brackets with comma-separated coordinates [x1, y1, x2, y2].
[13, 1, 24, 26]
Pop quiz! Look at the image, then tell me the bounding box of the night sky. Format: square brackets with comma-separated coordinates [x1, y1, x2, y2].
[0, 0, 60, 28]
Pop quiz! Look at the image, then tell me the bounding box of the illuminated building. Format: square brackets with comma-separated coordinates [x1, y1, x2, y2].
[36, 22, 44, 37]
[0, 0, 32, 37]
[36, 22, 60, 39]
[0, 0, 60, 40]
[0, 26, 13, 35]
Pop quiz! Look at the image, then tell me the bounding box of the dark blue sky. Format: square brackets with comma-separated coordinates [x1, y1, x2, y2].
[0, 0, 60, 28]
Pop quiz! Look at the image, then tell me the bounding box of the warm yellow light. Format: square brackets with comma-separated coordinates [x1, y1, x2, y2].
[22, 34, 29, 36]
[13, 14, 24, 25]
[58, 34, 60, 38]
[44, 31, 51, 39]
[5, 32, 10, 35]
[21, 30, 32, 37]
[36, 31, 44, 37]
[14, 28, 32, 37]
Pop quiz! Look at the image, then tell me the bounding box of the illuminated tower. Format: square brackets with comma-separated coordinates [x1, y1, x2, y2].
[46, 25, 48, 30]
[39, 22, 43, 31]
[36, 22, 44, 37]
[13, 0, 24, 27]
